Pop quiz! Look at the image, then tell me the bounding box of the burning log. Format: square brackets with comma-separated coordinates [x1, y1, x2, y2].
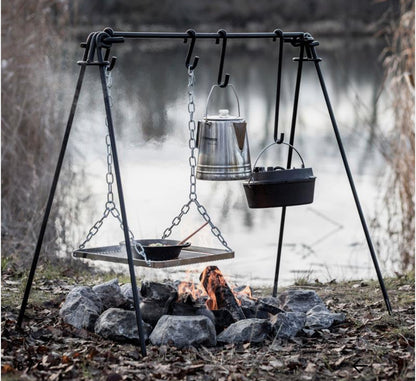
[200, 266, 246, 321]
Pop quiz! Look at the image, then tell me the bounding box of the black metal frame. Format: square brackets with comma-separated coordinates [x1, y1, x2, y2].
[16, 27, 392, 358]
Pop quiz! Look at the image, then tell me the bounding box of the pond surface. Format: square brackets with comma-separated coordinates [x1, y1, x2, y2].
[60, 36, 394, 287]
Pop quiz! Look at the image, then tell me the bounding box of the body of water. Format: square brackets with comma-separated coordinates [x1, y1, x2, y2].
[59, 35, 393, 287]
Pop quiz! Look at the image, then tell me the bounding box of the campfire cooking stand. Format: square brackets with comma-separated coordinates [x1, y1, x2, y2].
[17, 28, 393, 357]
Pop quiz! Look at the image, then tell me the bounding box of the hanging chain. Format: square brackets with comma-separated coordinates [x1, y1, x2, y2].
[162, 67, 232, 251]
[78, 69, 150, 264]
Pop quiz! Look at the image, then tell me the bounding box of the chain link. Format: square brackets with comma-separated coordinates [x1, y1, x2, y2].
[78, 70, 150, 264]
[162, 67, 232, 252]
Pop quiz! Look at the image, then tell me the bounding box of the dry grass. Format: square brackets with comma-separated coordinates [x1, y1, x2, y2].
[373, 0, 415, 272]
[1, 1, 75, 263]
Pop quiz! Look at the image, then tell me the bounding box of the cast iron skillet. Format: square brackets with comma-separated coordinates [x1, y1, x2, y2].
[121, 239, 191, 261]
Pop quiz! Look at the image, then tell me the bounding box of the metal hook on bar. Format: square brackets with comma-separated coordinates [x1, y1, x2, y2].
[215, 29, 230, 88]
[102, 27, 124, 45]
[107, 57, 117, 71]
[96, 31, 118, 71]
[80, 32, 96, 62]
[272, 28, 283, 41]
[87, 32, 98, 63]
[184, 29, 199, 70]
[273, 29, 284, 144]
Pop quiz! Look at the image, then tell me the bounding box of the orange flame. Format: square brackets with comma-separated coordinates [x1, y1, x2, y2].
[176, 267, 255, 310]
[176, 270, 208, 302]
[233, 285, 253, 303]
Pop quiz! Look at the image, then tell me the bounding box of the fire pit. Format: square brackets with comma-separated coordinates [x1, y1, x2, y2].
[59, 266, 346, 348]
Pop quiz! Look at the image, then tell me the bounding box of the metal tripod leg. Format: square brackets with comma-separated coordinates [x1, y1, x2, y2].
[272, 45, 304, 297]
[97, 58, 147, 356]
[310, 46, 392, 314]
[17, 65, 87, 328]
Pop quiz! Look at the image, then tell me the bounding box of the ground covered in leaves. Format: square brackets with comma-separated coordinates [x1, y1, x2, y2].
[1, 260, 415, 380]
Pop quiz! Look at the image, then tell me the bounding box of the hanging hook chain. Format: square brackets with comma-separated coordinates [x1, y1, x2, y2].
[162, 67, 232, 252]
[78, 70, 150, 264]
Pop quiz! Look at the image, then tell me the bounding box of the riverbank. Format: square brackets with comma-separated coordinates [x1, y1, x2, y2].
[1, 260, 414, 380]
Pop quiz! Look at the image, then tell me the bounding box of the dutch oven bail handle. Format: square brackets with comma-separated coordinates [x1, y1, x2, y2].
[248, 141, 306, 183]
[204, 84, 241, 118]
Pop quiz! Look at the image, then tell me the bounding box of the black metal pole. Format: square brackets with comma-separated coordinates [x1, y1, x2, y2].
[17, 65, 87, 328]
[96, 43, 147, 355]
[110, 31, 312, 41]
[310, 46, 392, 314]
[272, 44, 305, 297]
[273, 32, 284, 144]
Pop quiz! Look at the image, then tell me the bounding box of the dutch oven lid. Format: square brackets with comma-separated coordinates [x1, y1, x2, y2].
[251, 167, 315, 184]
[247, 141, 315, 184]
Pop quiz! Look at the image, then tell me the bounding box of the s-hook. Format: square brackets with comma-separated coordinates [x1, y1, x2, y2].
[273, 29, 284, 144]
[216, 29, 230, 88]
[184, 29, 199, 70]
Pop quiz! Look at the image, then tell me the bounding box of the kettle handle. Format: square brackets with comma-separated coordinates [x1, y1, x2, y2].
[205, 84, 241, 118]
[248, 142, 306, 183]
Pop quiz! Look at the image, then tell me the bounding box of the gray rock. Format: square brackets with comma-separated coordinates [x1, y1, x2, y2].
[92, 279, 126, 310]
[240, 296, 257, 309]
[59, 286, 102, 331]
[302, 328, 316, 337]
[277, 289, 327, 313]
[307, 304, 329, 314]
[271, 312, 306, 339]
[140, 298, 169, 326]
[259, 299, 285, 315]
[169, 300, 216, 326]
[241, 306, 258, 319]
[242, 297, 284, 319]
[305, 305, 346, 330]
[94, 308, 152, 342]
[141, 281, 177, 302]
[217, 318, 272, 344]
[120, 283, 141, 302]
[194, 306, 216, 326]
[259, 296, 281, 308]
[150, 315, 216, 348]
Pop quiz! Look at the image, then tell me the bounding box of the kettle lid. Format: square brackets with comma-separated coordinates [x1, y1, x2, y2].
[206, 109, 244, 121]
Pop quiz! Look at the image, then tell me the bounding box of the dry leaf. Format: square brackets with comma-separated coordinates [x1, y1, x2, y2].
[305, 362, 317, 373]
[269, 360, 284, 368]
[1, 364, 14, 373]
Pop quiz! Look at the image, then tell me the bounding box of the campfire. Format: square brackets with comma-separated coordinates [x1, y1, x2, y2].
[178, 266, 253, 313]
[59, 265, 346, 348]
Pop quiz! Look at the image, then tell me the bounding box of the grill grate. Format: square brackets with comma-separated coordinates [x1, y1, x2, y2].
[73, 245, 234, 268]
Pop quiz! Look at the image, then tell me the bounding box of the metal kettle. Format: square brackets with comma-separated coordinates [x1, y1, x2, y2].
[196, 84, 251, 180]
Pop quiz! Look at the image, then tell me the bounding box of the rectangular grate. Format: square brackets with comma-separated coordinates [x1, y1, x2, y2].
[73, 245, 234, 268]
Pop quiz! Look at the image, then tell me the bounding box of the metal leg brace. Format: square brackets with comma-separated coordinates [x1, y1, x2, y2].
[17, 34, 148, 356]
[97, 57, 148, 355]
[311, 46, 392, 314]
[273, 45, 304, 296]
[17, 65, 87, 328]
[272, 43, 392, 315]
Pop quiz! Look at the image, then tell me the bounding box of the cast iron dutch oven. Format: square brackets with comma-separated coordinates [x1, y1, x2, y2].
[121, 239, 191, 261]
[243, 142, 316, 208]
